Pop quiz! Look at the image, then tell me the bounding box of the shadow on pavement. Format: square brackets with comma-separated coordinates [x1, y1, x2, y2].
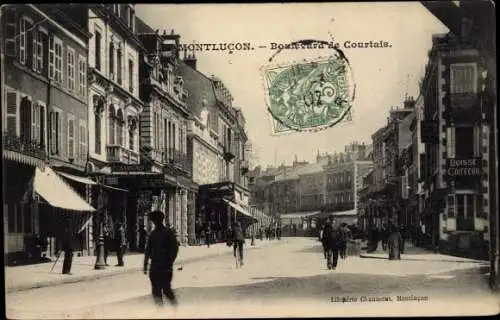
[95, 268, 492, 312]
[359, 255, 487, 264]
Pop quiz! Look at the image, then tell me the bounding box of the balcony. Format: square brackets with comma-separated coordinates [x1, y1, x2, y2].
[164, 148, 191, 175]
[106, 145, 139, 164]
[223, 145, 236, 162]
[3, 132, 47, 160]
[240, 160, 249, 175]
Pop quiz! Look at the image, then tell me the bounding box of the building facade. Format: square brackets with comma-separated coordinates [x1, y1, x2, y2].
[421, 32, 489, 259]
[180, 63, 254, 241]
[2, 4, 94, 261]
[60, 4, 145, 251]
[133, 22, 195, 247]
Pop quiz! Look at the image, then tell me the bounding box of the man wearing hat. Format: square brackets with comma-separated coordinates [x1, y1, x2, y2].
[143, 210, 179, 307]
[321, 215, 342, 270]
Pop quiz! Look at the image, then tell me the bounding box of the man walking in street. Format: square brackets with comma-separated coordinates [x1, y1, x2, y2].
[206, 224, 212, 248]
[231, 221, 245, 267]
[115, 221, 127, 267]
[322, 215, 342, 270]
[61, 220, 73, 275]
[143, 210, 179, 308]
[339, 223, 351, 259]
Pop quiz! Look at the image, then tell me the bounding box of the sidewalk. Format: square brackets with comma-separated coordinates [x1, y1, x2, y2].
[359, 241, 486, 264]
[5, 238, 278, 293]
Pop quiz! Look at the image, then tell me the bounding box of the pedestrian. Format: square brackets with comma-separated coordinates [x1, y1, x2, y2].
[259, 227, 264, 241]
[378, 224, 385, 251]
[61, 220, 73, 275]
[115, 221, 127, 267]
[143, 210, 179, 307]
[231, 221, 245, 267]
[387, 221, 403, 260]
[319, 226, 327, 259]
[322, 216, 342, 270]
[276, 226, 282, 240]
[103, 214, 114, 266]
[206, 224, 212, 248]
[339, 223, 350, 259]
[399, 224, 406, 254]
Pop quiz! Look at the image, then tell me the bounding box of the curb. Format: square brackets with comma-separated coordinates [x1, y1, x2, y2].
[359, 253, 487, 264]
[6, 240, 279, 294]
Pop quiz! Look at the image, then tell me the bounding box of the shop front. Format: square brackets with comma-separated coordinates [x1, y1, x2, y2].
[198, 182, 257, 242]
[4, 163, 96, 265]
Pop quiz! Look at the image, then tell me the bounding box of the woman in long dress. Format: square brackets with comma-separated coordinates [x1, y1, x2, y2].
[387, 222, 403, 260]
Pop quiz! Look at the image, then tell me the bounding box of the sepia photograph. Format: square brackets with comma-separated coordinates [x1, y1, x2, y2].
[2, 1, 498, 318]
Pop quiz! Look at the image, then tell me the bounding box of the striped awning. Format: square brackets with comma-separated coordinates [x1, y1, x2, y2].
[56, 171, 98, 185]
[34, 167, 96, 212]
[3, 150, 46, 168]
[224, 199, 257, 221]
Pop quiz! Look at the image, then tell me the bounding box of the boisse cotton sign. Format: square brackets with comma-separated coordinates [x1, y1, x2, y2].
[446, 158, 482, 177]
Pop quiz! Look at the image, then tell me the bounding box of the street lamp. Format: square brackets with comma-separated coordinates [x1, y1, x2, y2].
[94, 183, 106, 270]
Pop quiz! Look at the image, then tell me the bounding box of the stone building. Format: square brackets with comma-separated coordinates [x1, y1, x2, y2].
[127, 22, 196, 247]
[420, 31, 490, 259]
[179, 63, 253, 242]
[2, 4, 95, 262]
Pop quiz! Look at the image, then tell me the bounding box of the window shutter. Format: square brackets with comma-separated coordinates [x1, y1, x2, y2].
[19, 19, 26, 64]
[31, 103, 37, 142]
[57, 113, 62, 155]
[49, 35, 55, 79]
[50, 112, 56, 154]
[5, 10, 17, 57]
[68, 119, 74, 158]
[33, 29, 38, 71]
[26, 21, 33, 68]
[6, 91, 18, 135]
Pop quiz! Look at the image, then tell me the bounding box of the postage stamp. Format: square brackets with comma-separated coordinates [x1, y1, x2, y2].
[261, 45, 355, 134]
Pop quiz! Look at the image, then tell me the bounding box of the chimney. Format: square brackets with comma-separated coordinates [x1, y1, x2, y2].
[403, 96, 415, 109]
[184, 52, 197, 70]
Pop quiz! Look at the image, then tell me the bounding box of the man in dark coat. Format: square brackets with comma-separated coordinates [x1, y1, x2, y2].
[388, 221, 403, 260]
[143, 210, 179, 307]
[61, 222, 73, 275]
[322, 216, 342, 270]
[103, 213, 114, 266]
[206, 224, 212, 248]
[231, 221, 245, 266]
[115, 221, 127, 267]
[339, 223, 351, 259]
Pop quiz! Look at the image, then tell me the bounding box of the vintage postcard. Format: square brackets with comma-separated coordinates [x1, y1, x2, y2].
[3, 2, 499, 319]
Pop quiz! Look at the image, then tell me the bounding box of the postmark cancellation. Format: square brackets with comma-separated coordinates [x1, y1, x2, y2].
[262, 51, 355, 135]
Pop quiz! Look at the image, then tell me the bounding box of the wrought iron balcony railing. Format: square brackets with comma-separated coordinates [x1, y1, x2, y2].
[106, 145, 139, 164]
[164, 148, 191, 174]
[3, 132, 47, 160]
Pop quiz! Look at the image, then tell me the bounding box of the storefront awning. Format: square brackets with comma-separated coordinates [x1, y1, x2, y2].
[224, 199, 257, 221]
[100, 183, 129, 192]
[280, 211, 321, 220]
[56, 171, 98, 185]
[311, 209, 357, 219]
[34, 167, 96, 212]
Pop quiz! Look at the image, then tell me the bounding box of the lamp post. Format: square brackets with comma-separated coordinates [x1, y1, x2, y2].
[94, 182, 106, 270]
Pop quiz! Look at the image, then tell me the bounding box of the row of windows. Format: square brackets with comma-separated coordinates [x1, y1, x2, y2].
[152, 110, 186, 155]
[108, 107, 137, 151]
[5, 15, 87, 99]
[5, 89, 88, 160]
[94, 27, 134, 93]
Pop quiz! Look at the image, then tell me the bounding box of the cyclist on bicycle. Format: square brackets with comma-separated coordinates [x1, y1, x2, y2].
[231, 221, 245, 267]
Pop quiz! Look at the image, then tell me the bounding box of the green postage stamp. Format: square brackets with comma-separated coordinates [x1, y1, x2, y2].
[262, 53, 355, 134]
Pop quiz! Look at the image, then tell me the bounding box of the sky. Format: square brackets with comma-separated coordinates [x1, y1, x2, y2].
[136, 3, 448, 169]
